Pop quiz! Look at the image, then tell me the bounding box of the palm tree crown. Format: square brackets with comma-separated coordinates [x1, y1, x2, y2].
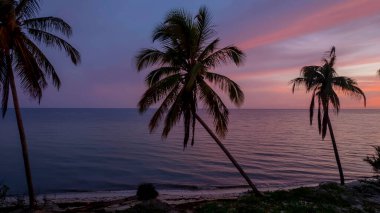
[291, 47, 366, 138]
[0, 0, 80, 115]
[136, 7, 245, 147]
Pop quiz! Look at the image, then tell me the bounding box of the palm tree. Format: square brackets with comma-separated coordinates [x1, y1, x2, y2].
[290, 46, 366, 185]
[0, 0, 80, 207]
[136, 7, 262, 196]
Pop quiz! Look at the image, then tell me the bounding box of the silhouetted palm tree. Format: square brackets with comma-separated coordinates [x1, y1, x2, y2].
[291, 46, 366, 185]
[136, 7, 261, 196]
[0, 0, 80, 207]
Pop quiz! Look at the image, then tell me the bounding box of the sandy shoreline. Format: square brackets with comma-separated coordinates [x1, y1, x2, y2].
[5, 180, 355, 205]
[6, 187, 247, 206]
[4, 187, 249, 212]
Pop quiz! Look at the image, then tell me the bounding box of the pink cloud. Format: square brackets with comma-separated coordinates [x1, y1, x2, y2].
[238, 0, 380, 50]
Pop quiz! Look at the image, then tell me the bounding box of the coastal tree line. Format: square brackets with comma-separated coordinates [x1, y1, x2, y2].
[0, 0, 377, 209]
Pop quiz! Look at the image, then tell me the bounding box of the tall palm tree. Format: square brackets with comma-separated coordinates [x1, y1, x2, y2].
[136, 7, 262, 196]
[0, 0, 80, 207]
[290, 46, 366, 185]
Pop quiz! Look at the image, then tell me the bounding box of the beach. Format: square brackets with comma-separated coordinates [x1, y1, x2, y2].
[2, 179, 380, 212]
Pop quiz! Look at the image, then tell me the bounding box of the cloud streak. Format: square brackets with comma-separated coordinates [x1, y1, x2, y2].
[238, 0, 380, 50]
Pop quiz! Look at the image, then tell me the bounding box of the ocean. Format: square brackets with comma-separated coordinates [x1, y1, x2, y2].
[0, 109, 378, 195]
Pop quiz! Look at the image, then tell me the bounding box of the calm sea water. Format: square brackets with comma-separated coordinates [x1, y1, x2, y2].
[0, 109, 378, 195]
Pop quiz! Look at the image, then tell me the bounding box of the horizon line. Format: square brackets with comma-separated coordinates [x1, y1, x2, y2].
[10, 107, 380, 110]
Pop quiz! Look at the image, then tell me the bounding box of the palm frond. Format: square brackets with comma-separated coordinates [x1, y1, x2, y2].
[195, 6, 214, 49]
[333, 76, 366, 106]
[21, 34, 61, 88]
[13, 38, 46, 101]
[27, 28, 81, 64]
[198, 38, 219, 61]
[202, 46, 245, 68]
[300, 65, 321, 78]
[329, 46, 336, 57]
[16, 0, 40, 20]
[162, 93, 183, 138]
[325, 46, 336, 67]
[135, 48, 166, 71]
[198, 80, 228, 138]
[23, 16, 72, 37]
[299, 66, 323, 92]
[149, 84, 181, 132]
[153, 8, 193, 53]
[329, 89, 340, 113]
[321, 46, 336, 63]
[138, 74, 181, 113]
[152, 22, 171, 43]
[145, 66, 180, 86]
[165, 9, 193, 27]
[290, 77, 306, 93]
[205, 72, 244, 106]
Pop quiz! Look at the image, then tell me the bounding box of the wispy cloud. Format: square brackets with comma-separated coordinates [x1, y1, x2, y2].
[238, 0, 380, 50]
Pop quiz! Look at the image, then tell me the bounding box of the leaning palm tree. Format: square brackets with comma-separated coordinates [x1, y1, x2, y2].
[136, 7, 262, 196]
[0, 0, 80, 207]
[291, 46, 366, 185]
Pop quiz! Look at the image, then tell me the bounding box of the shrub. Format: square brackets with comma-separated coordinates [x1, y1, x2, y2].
[364, 146, 380, 174]
[136, 183, 159, 201]
[0, 184, 9, 206]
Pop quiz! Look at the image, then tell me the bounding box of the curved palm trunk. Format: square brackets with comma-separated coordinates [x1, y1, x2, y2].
[326, 116, 345, 185]
[195, 113, 262, 197]
[6, 53, 36, 208]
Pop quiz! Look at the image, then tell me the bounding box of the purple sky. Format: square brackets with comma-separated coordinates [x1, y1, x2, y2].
[16, 0, 380, 109]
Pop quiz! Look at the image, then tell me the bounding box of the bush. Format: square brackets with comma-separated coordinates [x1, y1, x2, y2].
[136, 183, 159, 201]
[0, 184, 9, 206]
[364, 146, 380, 174]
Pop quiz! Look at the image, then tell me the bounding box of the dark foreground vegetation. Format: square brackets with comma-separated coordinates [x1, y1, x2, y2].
[193, 180, 380, 213]
[1, 179, 379, 212]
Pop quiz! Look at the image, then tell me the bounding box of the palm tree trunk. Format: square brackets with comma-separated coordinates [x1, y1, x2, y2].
[6, 53, 36, 208]
[195, 113, 262, 197]
[326, 116, 345, 185]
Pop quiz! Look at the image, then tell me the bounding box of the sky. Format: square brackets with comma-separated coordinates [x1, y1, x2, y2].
[16, 0, 380, 109]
